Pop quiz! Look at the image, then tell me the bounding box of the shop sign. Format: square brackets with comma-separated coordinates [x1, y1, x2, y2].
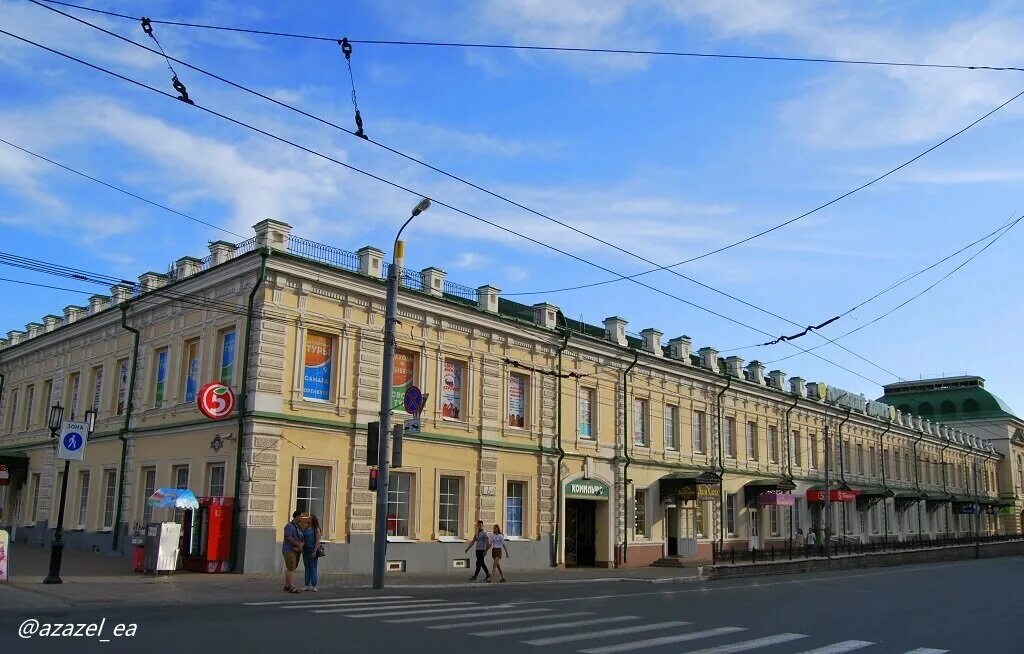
[826, 385, 868, 413]
[679, 484, 719, 501]
[999, 505, 1016, 516]
[0, 529, 8, 583]
[758, 492, 795, 507]
[565, 478, 609, 500]
[866, 400, 896, 421]
[806, 489, 857, 502]
[958, 504, 978, 515]
[0, 464, 9, 487]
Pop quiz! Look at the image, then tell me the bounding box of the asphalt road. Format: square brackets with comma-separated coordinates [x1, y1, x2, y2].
[2, 556, 1021, 654]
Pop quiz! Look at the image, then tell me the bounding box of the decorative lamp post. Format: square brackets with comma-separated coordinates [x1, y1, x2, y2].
[43, 406, 96, 584]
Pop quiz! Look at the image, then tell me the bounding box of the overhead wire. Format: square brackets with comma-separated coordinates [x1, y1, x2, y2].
[34, 1, 1024, 73]
[23, 2, 905, 381]
[0, 27, 891, 388]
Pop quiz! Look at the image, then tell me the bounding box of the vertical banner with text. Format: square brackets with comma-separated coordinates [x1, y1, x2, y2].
[303, 332, 333, 401]
[442, 361, 463, 419]
[0, 529, 8, 583]
[392, 351, 417, 412]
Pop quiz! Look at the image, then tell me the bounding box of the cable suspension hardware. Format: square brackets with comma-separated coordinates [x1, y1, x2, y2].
[140, 16, 194, 105]
[339, 38, 367, 139]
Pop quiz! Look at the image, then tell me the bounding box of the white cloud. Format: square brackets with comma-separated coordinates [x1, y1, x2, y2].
[504, 265, 528, 281]
[376, 120, 563, 158]
[454, 252, 486, 268]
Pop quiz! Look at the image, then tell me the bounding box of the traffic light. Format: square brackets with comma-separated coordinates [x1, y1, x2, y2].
[368, 467, 379, 491]
[392, 424, 404, 469]
[366, 421, 380, 466]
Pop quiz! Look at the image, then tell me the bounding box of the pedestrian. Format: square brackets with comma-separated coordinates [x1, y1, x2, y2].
[302, 514, 322, 592]
[282, 510, 304, 593]
[465, 520, 490, 581]
[805, 527, 817, 556]
[490, 524, 510, 582]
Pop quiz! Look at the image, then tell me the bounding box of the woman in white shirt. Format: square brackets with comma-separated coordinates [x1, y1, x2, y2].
[489, 525, 510, 582]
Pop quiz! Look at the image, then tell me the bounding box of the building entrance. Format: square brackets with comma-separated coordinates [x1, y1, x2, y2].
[566, 499, 597, 566]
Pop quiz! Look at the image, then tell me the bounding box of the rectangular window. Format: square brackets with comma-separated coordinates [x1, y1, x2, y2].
[183, 339, 200, 403]
[90, 365, 103, 413]
[724, 417, 736, 458]
[41, 379, 53, 423]
[633, 489, 647, 538]
[768, 426, 779, 463]
[842, 441, 851, 474]
[172, 465, 190, 523]
[664, 405, 678, 450]
[153, 349, 168, 408]
[923, 458, 930, 485]
[579, 388, 595, 439]
[437, 476, 462, 537]
[810, 433, 819, 468]
[508, 374, 527, 428]
[441, 359, 465, 420]
[387, 472, 413, 538]
[746, 422, 759, 461]
[115, 360, 129, 416]
[695, 503, 706, 538]
[872, 503, 881, 534]
[102, 469, 117, 530]
[207, 463, 226, 497]
[23, 385, 34, 430]
[770, 506, 780, 536]
[302, 331, 334, 402]
[904, 453, 911, 482]
[25, 472, 41, 524]
[793, 430, 802, 467]
[692, 410, 706, 454]
[141, 467, 156, 525]
[68, 372, 80, 419]
[726, 494, 737, 536]
[392, 350, 418, 413]
[632, 398, 648, 446]
[8, 388, 18, 433]
[506, 481, 525, 537]
[869, 446, 877, 477]
[856, 444, 864, 476]
[219, 329, 237, 387]
[295, 465, 328, 527]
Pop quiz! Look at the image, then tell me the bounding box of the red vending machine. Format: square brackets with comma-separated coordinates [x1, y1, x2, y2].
[182, 496, 233, 573]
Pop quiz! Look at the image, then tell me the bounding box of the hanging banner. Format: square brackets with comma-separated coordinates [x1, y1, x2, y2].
[92, 367, 103, 412]
[303, 332, 333, 401]
[442, 361, 462, 419]
[220, 331, 236, 387]
[0, 529, 8, 583]
[508, 375, 526, 427]
[117, 359, 129, 415]
[392, 351, 417, 411]
[69, 373, 81, 418]
[185, 345, 200, 404]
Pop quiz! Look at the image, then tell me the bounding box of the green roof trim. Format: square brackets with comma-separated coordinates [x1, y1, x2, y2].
[878, 381, 1017, 422]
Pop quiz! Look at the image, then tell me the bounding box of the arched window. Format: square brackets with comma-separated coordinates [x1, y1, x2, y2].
[940, 400, 956, 415]
[919, 402, 934, 416]
[964, 398, 980, 413]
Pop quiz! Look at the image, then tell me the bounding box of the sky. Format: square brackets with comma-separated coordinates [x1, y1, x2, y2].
[2, 0, 1024, 411]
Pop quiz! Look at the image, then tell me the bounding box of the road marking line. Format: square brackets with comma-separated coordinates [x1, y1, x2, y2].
[244, 595, 411, 606]
[428, 611, 593, 630]
[345, 603, 491, 618]
[679, 633, 809, 654]
[471, 615, 636, 637]
[523, 620, 691, 646]
[387, 608, 553, 624]
[793, 641, 875, 654]
[312, 601, 475, 614]
[581, 627, 747, 654]
[280, 598, 440, 610]
[902, 649, 949, 654]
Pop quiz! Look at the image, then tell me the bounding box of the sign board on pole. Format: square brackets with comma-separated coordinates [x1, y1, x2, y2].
[403, 386, 424, 415]
[403, 418, 421, 435]
[58, 421, 89, 461]
[0, 528, 8, 583]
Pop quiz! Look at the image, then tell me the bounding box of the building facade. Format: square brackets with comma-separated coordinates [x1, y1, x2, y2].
[0, 220, 1009, 575]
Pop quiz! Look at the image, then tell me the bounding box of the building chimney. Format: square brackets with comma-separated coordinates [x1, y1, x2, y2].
[110, 284, 133, 305]
[698, 347, 719, 371]
[768, 369, 786, 390]
[253, 218, 291, 251]
[356, 246, 384, 278]
[603, 316, 628, 347]
[209, 240, 236, 266]
[63, 305, 87, 324]
[26, 322, 43, 339]
[88, 295, 109, 316]
[666, 336, 692, 363]
[419, 267, 446, 298]
[640, 328, 663, 357]
[532, 302, 559, 330]
[0, 339, 6, 350]
[790, 377, 806, 397]
[138, 272, 167, 294]
[6, 331, 24, 346]
[174, 257, 202, 280]
[43, 315, 62, 332]
[747, 360, 766, 385]
[725, 356, 744, 378]
[477, 285, 500, 313]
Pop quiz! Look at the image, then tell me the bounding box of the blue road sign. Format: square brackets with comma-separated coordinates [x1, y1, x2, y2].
[403, 385, 424, 415]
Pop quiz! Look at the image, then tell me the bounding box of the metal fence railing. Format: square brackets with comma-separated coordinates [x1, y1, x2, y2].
[711, 533, 1024, 566]
[287, 235, 359, 273]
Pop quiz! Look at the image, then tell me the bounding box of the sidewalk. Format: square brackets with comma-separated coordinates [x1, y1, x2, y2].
[0, 543, 701, 611]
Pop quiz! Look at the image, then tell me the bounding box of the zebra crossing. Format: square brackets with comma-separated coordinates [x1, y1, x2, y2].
[243, 595, 950, 653]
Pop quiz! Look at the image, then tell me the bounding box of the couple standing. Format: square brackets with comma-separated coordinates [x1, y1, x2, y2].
[464, 521, 509, 582]
[282, 510, 323, 593]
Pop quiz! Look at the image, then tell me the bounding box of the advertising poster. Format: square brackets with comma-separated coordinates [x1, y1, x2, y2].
[579, 391, 593, 438]
[303, 332, 333, 401]
[185, 343, 200, 403]
[392, 351, 417, 412]
[116, 360, 129, 415]
[0, 529, 8, 583]
[155, 350, 168, 408]
[92, 367, 103, 412]
[508, 375, 526, 428]
[69, 373, 80, 418]
[220, 331, 236, 387]
[442, 361, 462, 419]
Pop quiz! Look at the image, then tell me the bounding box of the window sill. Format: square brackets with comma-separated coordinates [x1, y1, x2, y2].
[98, 529, 113, 534]
[437, 536, 465, 543]
[441, 417, 465, 423]
[387, 536, 416, 543]
[506, 536, 530, 542]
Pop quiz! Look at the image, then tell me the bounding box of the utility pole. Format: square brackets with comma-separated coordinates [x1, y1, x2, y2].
[372, 198, 430, 591]
[821, 392, 847, 561]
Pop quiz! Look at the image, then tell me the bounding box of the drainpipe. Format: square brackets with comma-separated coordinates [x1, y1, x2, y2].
[878, 419, 892, 545]
[784, 396, 799, 547]
[112, 302, 140, 553]
[552, 327, 570, 567]
[620, 350, 639, 567]
[229, 247, 270, 573]
[838, 407, 851, 536]
[716, 375, 732, 552]
[939, 439, 951, 537]
[912, 430, 925, 536]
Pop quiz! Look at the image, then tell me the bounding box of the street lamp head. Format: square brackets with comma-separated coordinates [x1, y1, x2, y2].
[84, 409, 97, 435]
[411, 197, 431, 216]
[48, 404, 64, 433]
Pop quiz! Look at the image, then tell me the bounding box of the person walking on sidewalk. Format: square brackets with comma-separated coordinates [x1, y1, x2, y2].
[466, 521, 491, 581]
[490, 524, 510, 582]
[282, 511, 304, 593]
[302, 514, 322, 592]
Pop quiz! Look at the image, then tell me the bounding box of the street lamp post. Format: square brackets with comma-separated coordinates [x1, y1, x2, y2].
[822, 392, 847, 562]
[44, 405, 96, 584]
[372, 197, 431, 591]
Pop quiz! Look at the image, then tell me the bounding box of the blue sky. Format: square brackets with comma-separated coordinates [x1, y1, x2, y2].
[2, 1, 1024, 410]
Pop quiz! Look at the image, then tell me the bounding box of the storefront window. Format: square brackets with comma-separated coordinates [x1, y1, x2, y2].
[388, 472, 413, 538]
[633, 489, 647, 537]
[437, 476, 462, 537]
[506, 481, 524, 537]
[296, 465, 328, 530]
